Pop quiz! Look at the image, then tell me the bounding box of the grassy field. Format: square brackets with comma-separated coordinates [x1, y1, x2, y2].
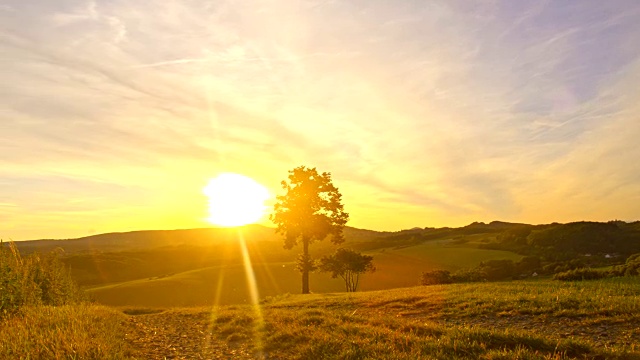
[9, 224, 639, 359]
[4, 278, 639, 359]
[125, 278, 640, 359]
[86, 239, 521, 307]
[13, 224, 525, 307]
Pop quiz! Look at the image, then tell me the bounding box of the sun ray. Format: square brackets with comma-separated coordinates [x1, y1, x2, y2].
[246, 239, 283, 295]
[237, 229, 265, 356]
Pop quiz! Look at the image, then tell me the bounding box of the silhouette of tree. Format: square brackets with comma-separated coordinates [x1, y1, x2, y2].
[319, 248, 375, 292]
[271, 166, 349, 294]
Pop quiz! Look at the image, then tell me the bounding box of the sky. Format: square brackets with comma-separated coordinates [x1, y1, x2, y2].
[2, 1, 640, 240]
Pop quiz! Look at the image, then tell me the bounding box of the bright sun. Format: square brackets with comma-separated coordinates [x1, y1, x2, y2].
[203, 173, 270, 227]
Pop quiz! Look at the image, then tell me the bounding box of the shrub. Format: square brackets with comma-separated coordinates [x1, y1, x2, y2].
[1, 241, 83, 317]
[623, 253, 640, 276]
[553, 268, 606, 281]
[420, 270, 452, 285]
[451, 268, 486, 283]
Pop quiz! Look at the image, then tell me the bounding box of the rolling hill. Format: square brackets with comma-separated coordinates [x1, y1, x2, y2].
[10, 222, 531, 306]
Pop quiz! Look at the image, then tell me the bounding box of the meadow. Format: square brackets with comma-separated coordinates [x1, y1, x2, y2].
[4, 223, 640, 359]
[5, 278, 638, 359]
[81, 233, 521, 307]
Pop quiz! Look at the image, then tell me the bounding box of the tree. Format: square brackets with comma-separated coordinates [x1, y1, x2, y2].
[319, 248, 375, 292]
[270, 166, 349, 294]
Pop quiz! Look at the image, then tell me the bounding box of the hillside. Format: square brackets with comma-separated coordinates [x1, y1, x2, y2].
[13, 225, 283, 254]
[4, 222, 640, 359]
[12, 220, 640, 307]
[79, 224, 521, 306]
[122, 278, 640, 359]
[85, 241, 520, 307]
[5, 278, 639, 359]
[14, 221, 524, 255]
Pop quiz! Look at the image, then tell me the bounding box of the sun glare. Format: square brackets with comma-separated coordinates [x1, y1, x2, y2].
[203, 173, 270, 227]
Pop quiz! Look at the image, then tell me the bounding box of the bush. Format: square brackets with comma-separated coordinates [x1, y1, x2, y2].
[420, 270, 452, 285]
[553, 268, 606, 281]
[606, 253, 640, 277]
[623, 253, 640, 276]
[451, 268, 486, 283]
[1, 241, 83, 317]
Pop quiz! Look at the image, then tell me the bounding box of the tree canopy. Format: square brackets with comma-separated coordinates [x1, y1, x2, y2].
[270, 166, 349, 294]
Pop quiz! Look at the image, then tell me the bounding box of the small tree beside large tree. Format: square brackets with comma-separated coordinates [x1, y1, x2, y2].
[319, 248, 375, 292]
[270, 166, 349, 294]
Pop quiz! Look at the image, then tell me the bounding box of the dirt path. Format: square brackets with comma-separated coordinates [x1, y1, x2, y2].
[124, 310, 257, 360]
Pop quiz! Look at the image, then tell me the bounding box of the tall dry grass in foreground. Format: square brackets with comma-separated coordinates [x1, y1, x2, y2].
[0, 241, 132, 359]
[0, 304, 131, 359]
[1, 240, 82, 314]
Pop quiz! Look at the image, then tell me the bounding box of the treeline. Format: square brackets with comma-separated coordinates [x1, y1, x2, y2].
[354, 221, 517, 251]
[0, 241, 83, 317]
[421, 220, 640, 285]
[421, 257, 540, 285]
[480, 221, 640, 261]
[553, 254, 640, 281]
[422, 252, 640, 285]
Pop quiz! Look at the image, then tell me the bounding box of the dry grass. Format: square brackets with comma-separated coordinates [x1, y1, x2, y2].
[124, 278, 640, 359]
[1, 241, 132, 359]
[0, 304, 132, 359]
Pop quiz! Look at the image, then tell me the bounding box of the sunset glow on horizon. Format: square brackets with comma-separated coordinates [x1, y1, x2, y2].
[2, 1, 640, 240]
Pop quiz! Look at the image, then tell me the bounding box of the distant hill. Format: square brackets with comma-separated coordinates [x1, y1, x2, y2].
[13, 225, 277, 254]
[7, 221, 523, 305]
[14, 220, 637, 258]
[14, 224, 390, 255]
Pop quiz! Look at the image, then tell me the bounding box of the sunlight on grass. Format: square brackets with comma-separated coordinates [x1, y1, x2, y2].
[202, 229, 267, 356]
[237, 230, 265, 355]
[199, 278, 640, 359]
[0, 304, 131, 359]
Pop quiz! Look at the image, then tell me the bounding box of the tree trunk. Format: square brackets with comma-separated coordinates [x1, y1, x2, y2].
[302, 238, 310, 294]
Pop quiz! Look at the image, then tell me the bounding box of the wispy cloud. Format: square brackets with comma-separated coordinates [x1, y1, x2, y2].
[1, 0, 639, 239]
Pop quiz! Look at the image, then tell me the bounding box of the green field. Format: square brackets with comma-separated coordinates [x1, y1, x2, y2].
[85, 238, 521, 307]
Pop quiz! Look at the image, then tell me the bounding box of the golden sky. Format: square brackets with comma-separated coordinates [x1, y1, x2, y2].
[2, 1, 640, 240]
